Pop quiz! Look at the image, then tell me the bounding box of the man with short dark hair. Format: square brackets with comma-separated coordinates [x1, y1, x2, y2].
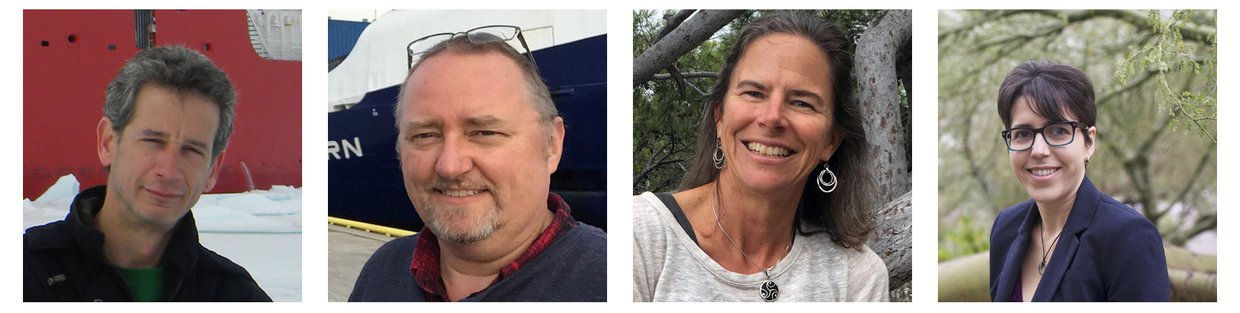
[24, 46, 270, 302]
[348, 31, 607, 302]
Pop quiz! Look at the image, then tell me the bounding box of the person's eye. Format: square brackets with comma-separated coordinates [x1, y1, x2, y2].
[1012, 129, 1033, 139]
[408, 132, 440, 142]
[741, 91, 765, 99]
[1050, 126, 1071, 136]
[791, 100, 818, 111]
[183, 147, 205, 156]
[472, 130, 507, 139]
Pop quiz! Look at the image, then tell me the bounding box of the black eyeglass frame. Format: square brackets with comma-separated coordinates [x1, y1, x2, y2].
[1000, 121, 1082, 152]
[405, 25, 538, 70]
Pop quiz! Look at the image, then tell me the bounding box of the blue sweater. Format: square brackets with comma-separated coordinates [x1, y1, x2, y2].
[349, 224, 607, 301]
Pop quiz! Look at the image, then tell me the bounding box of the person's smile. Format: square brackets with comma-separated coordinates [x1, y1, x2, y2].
[740, 139, 798, 164]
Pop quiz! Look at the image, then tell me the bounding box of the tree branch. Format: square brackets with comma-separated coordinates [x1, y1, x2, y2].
[656, 10, 695, 42]
[633, 132, 693, 187]
[938, 10, 1031, 41]
[1178, 214, 1217, 244]
[634, 10, 747, 86]
[655, 11, 701, 99]
[1089, 10, 1215, 44]
[950, 10, 1213, 49]
[958, 106, 996, 209]
[1164, 143, 1214, 227]
[650, 72, 720, 80]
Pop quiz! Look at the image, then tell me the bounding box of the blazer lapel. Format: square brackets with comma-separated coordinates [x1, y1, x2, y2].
[1033, 176, 1100, 301]
[994, 202, 1037, 301]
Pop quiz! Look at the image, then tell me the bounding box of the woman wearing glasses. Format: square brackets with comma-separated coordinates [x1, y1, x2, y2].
[988, 61, 1170, 302]
[632, 12, 888, 302]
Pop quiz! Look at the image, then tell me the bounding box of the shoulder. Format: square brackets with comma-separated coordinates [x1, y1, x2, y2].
[846, 244, 888, 275]
[348, 235, 421, 301]
[990, 200, 1033, 244]
[631, 192, 671, 240]
[631, 192, 662, 221]
[1081, 193, 1163, 246]
[24, 220, 74, 251]
[993, 200, 1033, 230]
[1075, 190, 1170, 300]
[1091, 194, 1158, 232]
[631, 192, 675, 301]
[1072, 177, 1160, 239]
[24, 221, 83, 280]
[844, 244, 890, 302]
[194, 246, 259, 278]
[363, 235, 418, 273]
[349, 235, 419, 301]
[24, 221, 79, 301]
[563, 224, 608, 259]
[539, 223, 607, 272]
[193, 246, 272, 301]
[516, 225, 608, 301]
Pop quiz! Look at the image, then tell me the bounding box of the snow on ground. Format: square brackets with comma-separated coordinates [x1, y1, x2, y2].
[22, 174, 302, 302]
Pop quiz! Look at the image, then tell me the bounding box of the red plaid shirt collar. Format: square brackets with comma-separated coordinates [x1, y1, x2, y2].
[408, 193, 577, 302]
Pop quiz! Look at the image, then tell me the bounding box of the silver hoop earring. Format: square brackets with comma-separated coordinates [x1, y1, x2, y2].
[713, 140, 725, 169]
[817, 165, 838, 193]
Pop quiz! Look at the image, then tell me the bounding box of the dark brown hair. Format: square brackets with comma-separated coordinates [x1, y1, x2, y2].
[997, 60, 1097, 144]
[678, 12, 875, 249]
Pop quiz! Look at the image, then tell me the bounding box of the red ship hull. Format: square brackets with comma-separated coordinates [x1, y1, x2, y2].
[23, 10, 302, 198]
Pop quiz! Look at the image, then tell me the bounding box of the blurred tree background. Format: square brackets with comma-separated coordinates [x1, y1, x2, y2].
[632, 10, 889, 194]
[937, 10, 1216, 301]
[633, 10, 913, 301]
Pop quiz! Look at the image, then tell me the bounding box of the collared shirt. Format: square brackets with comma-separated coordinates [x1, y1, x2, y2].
[409, 193, 577, 302]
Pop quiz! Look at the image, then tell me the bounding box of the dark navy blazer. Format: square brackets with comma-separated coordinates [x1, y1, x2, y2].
[989, 176, 1170, 301]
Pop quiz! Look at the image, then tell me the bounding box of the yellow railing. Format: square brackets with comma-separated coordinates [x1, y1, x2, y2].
[327, 216, 415, 237]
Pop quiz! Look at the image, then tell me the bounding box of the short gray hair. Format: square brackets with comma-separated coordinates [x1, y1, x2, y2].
[104, 45, 236, 157]
[394, 35, 557, 130]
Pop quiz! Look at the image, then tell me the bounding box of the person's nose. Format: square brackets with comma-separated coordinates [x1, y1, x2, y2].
[434, 135, 473, 179]
[152, 146, 185, 182]
[1028, 133, 1051, 158]
[756, 94, 788, 131]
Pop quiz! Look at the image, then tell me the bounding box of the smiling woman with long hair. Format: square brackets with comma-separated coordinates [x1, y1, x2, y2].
[632, 12, 888, 302]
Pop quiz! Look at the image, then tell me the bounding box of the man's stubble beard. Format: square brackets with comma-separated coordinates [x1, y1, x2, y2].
[423, 198, 503, 245]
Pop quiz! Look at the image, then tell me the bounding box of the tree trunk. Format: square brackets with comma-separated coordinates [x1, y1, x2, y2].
[633, 10, 747, 86]
[1169, 268, 1217, 302]
[855, 10, 913, 203]
[853, 10, 914, 300]
[868, 191, 911, 297]
[937, 244, 1217, 301]
[937, 252, 991, 302]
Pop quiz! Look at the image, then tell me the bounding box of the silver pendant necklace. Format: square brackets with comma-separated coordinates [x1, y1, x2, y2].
[714, 182, 793, 302]
[1038, 220, 1063, 275]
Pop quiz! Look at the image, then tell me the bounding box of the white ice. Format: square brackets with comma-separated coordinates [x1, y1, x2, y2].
[22, 174, 302, 302]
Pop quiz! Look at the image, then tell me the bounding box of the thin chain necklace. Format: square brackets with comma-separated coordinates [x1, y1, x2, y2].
[713, 182, 793, 302]
[1038, 220, 1063, 275]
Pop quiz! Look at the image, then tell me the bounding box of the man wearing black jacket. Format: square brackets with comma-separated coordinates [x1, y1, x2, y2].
[24, 46, 270, 301]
